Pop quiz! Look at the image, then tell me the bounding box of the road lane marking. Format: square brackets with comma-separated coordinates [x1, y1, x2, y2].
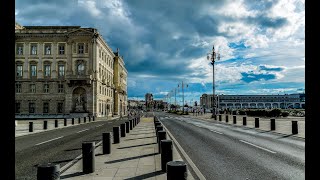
[35, 136, 64, 146]
[210, 130, 223, 134]
[96, 124, 103, 127]
[239, 140, 277, 154]
[160, 119, 207, 180]
[76, 129, 89, 133]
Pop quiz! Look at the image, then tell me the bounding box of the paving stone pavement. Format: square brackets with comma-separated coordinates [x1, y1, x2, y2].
[60, 117, 195, 180]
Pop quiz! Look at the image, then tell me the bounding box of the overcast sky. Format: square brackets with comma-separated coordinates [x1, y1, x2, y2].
[15, 0, 305, 104]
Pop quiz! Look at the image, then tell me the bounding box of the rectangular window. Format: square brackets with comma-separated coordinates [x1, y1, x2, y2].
[44, 44, 51, 55]
[17, 44, 24, 55]
[31, 44, 37, 55]
[15, 102, 21, 113]
[57, 103, 63, 113]
[43, 102, 49, 113]
[44, 83, 49, 93]
[58, 83, 64, 93]
[29, 103, 35, 113]
[78, 43, 84, 54]
[58, 44, 65, 55]
[30, 65, 37, 77]
[16, 83, 22, 93]
[58, 64, 65, 77]
[30, 84, 36, 93]
[16, 65, 23, 77]
[44, 65, 51, 77]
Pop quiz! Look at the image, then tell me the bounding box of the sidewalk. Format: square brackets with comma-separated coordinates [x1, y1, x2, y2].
[15, 116, 120, 137]
[60, 117, 195, 179]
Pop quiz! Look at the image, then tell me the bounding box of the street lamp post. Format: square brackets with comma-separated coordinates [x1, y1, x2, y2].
[207, 45, 220, 119]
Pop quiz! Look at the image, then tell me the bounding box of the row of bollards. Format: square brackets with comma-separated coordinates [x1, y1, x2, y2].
[28, 116, 96, 132]
[215, 115, 299, 134]
[153, 116, 188, 179]
[36, 115, 142, 179]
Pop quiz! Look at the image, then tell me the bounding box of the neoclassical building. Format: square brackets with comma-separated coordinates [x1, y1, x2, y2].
[15, 24, 127, 118]
[200, 93, 305, 110]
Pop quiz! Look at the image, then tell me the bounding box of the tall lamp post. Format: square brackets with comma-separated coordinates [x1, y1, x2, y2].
[207, 45, 220, 118]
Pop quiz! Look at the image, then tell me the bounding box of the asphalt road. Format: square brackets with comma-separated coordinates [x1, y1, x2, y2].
[156, 112, 305, 180]
[15, 116, 134, 180]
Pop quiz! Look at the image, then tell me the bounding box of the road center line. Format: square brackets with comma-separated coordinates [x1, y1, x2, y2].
[210, 130, 223, 134]
[76, 129, 89, 133]
[35, 136, 64, 146]
[240, 140, 277, 154]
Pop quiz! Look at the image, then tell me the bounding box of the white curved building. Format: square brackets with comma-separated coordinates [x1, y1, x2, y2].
[200, 93, 305, 110]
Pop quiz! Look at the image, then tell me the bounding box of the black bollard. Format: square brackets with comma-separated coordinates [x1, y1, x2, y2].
[82, 141, 95, 174]
[219, 114, 222, 121]
[43, 121, 47, 130]
[37, 163, 60, 180]
[155, 122, 161, 129]
[255, 118, 259, 128]
[88, 116, 91, 122]
[233, 116, 236, 124]
[226, 115, 229, 123]
[78, 117, 81, 124]
[214, 115, 217, 120]
[158, 130, 166, 153]
[113, 126, 120, 144]
[167, 161, 187, 180]
[55, 120, 58, 128]
[161, 140, 173, 172]
[156, 125, 163, 141]
[271, 118, 276, 130]
[72, 118, 74, 125]
[84, 117, 86, 123]
[125, 121, 130, 133]
[102, 132, 111, 154]
[129, 120, 133, 130]
[292, 121, 298, 134]
[64, 118, 67, 126]
[29, 122, 33, 132]
[93, 116, 95, 121]
[243, 116, 247, 126]
[120, 123, 126, 137]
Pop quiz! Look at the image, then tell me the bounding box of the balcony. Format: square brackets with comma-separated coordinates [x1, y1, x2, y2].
[66, 74, 93, 86]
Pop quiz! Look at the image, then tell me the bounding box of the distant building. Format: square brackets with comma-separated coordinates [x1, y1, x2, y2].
[200, 93, 305, 110]
[145, 93, 153, 109]
[15, 24, 128, 118]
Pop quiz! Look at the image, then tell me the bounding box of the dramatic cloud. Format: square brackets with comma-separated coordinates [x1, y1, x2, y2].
[15, 0, 305, 102]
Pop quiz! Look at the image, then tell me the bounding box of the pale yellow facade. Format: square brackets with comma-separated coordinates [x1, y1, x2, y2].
[15, 24, 127, 118]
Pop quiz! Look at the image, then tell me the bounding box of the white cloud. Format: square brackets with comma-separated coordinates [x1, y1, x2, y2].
[78, 0, 102, 17]
[215, 0, 257, 18]
[244, 34, 269, 48]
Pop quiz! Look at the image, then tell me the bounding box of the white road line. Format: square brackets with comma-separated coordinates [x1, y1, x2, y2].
[210, 130, 223, 135]
[35, 136, 64, 146]
[96, 124, 103, 127]
[239, 140, 277, 154]
[76, 129, 89, 133]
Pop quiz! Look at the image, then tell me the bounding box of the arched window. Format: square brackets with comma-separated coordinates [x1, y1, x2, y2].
[77, 62, 85, 75]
